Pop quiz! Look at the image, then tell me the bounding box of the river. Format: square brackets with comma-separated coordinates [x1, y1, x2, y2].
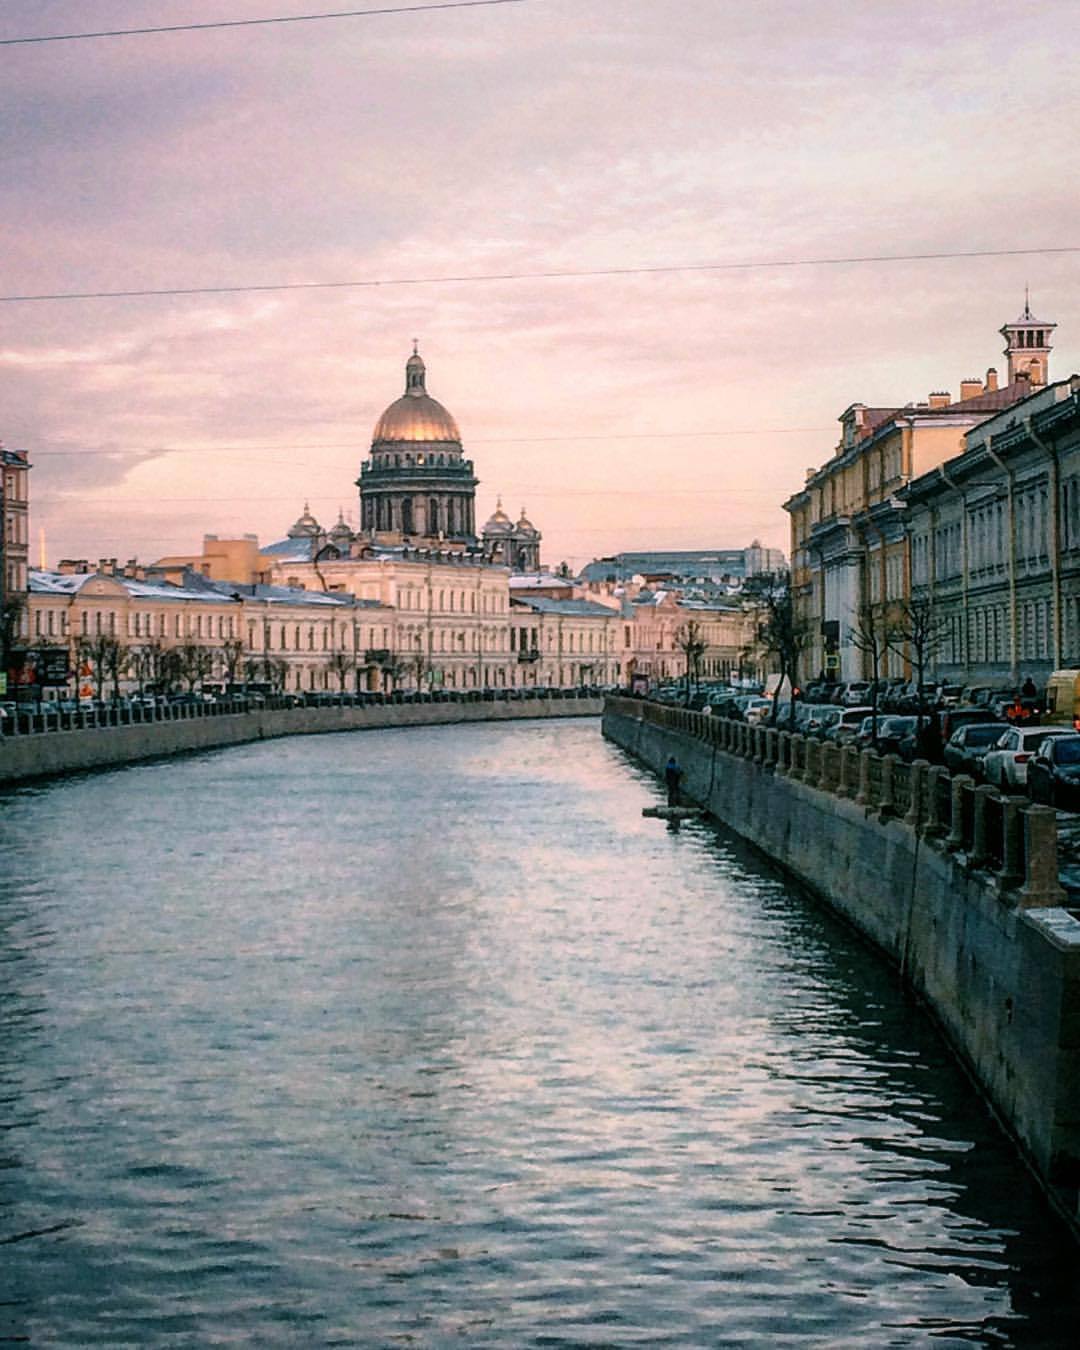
[1, 719, 1077, 1346]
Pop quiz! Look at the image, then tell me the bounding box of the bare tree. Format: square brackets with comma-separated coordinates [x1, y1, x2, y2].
[848, 601, 891, 745]
[77, 634, 125, 702]
[755, 573, 810, 726]
[674, 619, 707, 705]
[886, 594, 950, 755]
[326, 650, 355, 691]
[221, 638, 246, 688]
[174, 642, 215, 693]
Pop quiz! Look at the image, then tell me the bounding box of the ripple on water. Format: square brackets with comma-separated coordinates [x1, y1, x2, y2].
[1, 722, 1079, 1347]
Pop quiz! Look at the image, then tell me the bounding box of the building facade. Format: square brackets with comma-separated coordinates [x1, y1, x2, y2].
[903, 374, 1080, 687]
[1, 445, 31, 689]
[27, 565, 390, 699]
[784, 303, 1055, 683]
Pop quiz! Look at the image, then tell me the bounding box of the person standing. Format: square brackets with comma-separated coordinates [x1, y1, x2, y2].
[664, 756, 683, 808]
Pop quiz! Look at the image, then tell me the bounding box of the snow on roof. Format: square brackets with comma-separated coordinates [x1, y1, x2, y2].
[509, 574, 569, 589]
[511, 596, 615, 617]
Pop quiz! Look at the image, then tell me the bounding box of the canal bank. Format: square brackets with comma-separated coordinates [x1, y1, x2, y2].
[603, 696, 1080, 1238]
[0, 696, 602, 787]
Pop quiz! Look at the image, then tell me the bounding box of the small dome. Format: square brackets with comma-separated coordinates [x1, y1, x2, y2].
[328, 510, 353, 546]
[516, 507, 538, 535]
[372, 346, 462, 444]
[482, 497, 513, 535]
[287, 502, 322, 539]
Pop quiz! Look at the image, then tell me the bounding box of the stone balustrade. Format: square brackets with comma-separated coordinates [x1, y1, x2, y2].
[607, 696, 1065, 910]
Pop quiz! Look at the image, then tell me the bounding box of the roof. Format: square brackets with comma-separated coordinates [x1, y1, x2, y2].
[511, 596, 616, 617]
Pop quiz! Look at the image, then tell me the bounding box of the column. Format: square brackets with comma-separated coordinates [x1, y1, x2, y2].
[1018, 805, 1066, 907]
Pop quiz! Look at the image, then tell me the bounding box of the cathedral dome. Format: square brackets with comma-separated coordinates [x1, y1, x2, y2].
[482, 499, 514, 535]
[372, 346, 461, 444]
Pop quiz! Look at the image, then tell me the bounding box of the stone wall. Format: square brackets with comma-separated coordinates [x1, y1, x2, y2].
[0, 698, 602, 787]
[604, 697, 1080, 1234]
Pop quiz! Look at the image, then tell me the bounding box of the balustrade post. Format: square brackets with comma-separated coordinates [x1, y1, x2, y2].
[946, 775, 973, 850]
[764, 727, 777, 770]
[789, 734, 805, 781]
[970, 784, 995, 867]
[855, 748, 873, 806]
[753, 725, 766, 765]
[923, 766, 949, 838]
[999, 798, 1024, 890]
[905, 759, 929, 830]
[837, 745, 858, 793]
[805, 737, 821, 788]
[1018, 806, 1066, 907]
[878, 753, 897, 816]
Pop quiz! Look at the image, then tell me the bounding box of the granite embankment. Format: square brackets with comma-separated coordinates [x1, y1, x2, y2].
[604, 695, 1080, 1235]
[0, 696, 602, 786]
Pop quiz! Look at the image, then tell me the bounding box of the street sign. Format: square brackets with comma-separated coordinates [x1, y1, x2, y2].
[825, 653, 840, 671]
[0, 673, 6, 695]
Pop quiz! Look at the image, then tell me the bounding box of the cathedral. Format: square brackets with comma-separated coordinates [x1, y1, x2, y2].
[331, 344, 542, 570]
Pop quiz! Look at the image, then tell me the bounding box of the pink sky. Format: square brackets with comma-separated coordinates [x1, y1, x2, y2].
[2, 0, 1077, 570]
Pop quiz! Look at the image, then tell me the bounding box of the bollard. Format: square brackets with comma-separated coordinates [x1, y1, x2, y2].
[946, 775, 974, 850]
[855, 748, 873, 807]
[878, 753, 898, 816]
[1018, 805, 1066, 907]
[999, 798, 1025, 890]
[923, 766, 949, 838]
[970, 784, 996, 867]
[906, 759, 929, 830]
[805, 738, 822, 788]
[764, 727, 777, 771]
[835, 744, 852, 798]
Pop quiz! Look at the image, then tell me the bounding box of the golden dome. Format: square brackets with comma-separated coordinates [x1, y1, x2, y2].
[371, 346, 462, 444]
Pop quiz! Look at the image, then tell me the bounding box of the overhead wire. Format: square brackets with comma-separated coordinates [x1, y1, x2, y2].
[1, 245, 1077, 305]
[0, 0, 527, 47]
[27, 427, 833, 457]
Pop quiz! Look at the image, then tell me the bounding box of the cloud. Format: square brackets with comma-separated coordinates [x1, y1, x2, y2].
[2, 0, 1077, 567]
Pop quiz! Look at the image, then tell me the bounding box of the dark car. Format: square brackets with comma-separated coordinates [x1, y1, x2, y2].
[1027, 735, 1080, 810]
[939, 706, 1002, 742]
[870, 714, 918, 755]
[943, 722, 1009, 778]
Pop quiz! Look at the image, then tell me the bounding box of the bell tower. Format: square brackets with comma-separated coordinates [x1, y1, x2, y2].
[1000, 291, 1055, 388]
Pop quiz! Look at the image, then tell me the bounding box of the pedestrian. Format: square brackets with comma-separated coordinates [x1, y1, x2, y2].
[664, 756, 683, 808]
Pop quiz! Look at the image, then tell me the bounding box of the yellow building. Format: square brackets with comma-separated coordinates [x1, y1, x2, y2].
[784, 304, 1055, 683]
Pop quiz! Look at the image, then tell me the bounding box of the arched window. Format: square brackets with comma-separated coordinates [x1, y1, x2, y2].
[401, 498, 414, 534]
[429, 498, 440, 534]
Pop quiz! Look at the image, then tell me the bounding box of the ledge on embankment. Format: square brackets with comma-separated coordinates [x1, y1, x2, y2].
[604, 695, 1080, 1237]
[0, 697, 602, 787]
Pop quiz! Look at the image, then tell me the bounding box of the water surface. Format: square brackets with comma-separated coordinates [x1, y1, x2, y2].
[1, 721, 1077, 1346]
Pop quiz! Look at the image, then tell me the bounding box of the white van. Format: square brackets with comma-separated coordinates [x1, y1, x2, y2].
[1045, 670, 1080, 730]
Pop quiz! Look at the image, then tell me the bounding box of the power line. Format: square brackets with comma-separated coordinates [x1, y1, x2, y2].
[1, 245, 1077, 305]
[27, 427, 833, 457]
[0, 0, 527, 47]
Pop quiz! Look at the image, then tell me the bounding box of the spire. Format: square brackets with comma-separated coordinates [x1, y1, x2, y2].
[1024, 283, 1031, 320]
[405, 342, 426, 396]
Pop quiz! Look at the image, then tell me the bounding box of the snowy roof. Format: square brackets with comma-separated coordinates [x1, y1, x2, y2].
[509, 574, 569, 590]
[511, 596, 616, 618]
[29, 568, 383, 611]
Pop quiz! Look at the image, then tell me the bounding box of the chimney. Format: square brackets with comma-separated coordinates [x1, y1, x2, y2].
[959, 378, 983, 401]
[985, 367, 998, 392]
[928, 391, 951, 409]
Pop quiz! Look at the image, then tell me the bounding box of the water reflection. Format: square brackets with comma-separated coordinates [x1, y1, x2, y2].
[0, 721, 1077, 1346]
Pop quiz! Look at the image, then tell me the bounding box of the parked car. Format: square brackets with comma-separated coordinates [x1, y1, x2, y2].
[841, 681, 872, 707]
[1026, 734, 1080, 810]
[854, 714, 918, 755]
[943, 722, 1012, 778]
[742, 697, 773, 725]
[804, 704, 845, 738]
[939, 706, 1002, 742]
[982, 727, 1077, 790]
[825, 706, 874, 744]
